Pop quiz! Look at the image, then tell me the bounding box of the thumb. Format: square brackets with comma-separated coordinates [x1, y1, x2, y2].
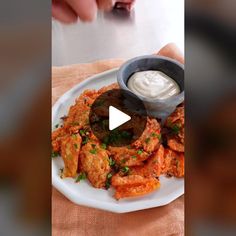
[157, 43, 184, 64]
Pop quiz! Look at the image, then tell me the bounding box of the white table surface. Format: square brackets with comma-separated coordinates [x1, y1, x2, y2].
[52, 0, 184, 66]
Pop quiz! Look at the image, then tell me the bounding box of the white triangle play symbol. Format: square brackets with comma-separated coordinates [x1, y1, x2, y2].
[109, 106, 131, 131]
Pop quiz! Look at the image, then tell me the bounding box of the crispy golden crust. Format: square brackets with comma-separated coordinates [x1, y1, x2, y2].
[60, 133, 82, 178]
[63, 98, 91, 131]
[80, 141, 111, 188]
[162, 148, 184, 178]
[111, 146, 164, 199]
[108, 146, 149, 167]
[132, 145, 165, 178]
[114, 178, 160, 200]
[132, 117, 161, 153]
[51, 127, 67, 152]
[112, 174, 153, 187]
[167, 138, 184, 152]
[165, 106, 184, 152]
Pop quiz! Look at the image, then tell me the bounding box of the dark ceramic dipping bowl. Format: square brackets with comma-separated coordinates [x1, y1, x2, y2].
[117, 55, 184, 119]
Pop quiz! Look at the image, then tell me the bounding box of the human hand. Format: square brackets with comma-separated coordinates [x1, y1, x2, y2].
[52, 0, 136, 24]
[157, 43, 184, 64]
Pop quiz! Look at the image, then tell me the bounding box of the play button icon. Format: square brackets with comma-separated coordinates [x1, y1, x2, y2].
[89, 89, 147, 147]
[109, 106, 131, 131]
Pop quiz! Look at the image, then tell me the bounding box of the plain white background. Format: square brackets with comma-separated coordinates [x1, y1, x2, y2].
[52, 0, 184, 66]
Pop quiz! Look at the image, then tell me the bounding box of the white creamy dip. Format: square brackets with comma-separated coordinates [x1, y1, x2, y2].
[127, 70, 180, 100]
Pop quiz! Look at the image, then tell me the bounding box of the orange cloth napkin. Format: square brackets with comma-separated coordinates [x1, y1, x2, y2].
[52, 49, 184, 236]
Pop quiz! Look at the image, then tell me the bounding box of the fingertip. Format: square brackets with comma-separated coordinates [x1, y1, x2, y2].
[52, 1, 78, 24]
[157, 43, 184, 64]
[67, 0, 98, 22]
[97, 0, 115, 11]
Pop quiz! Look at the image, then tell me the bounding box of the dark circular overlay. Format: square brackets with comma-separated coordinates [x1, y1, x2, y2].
[89, 89, 147, 147]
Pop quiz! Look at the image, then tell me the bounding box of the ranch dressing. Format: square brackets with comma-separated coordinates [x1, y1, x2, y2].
[127, 70, 180, 99]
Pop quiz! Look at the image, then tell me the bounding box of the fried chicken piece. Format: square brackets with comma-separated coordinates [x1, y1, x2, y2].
[167, 138, 184, 152]
[165, 106, 184, 152]
[166, 106, 184, 125]
[60, 133, 82, 178]
[80, 141, 111, 188]
[113, 178, 160, 200]
[108, 146, 149, 167]
[63, 90, 99, 131]
[132, 145, 165, 178]
[111, 146, 164, 200]
[162, 148, 184, 177]
[132, 117, 161, 153]
[51, 127, 66, 152]
[112, 174, 153, 186]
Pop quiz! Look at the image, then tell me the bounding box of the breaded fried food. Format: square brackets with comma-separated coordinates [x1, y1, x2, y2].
[162, 148, 184, 177]
[80, 141, 111, 188]
[63, 89, 101, 134]
[113, 178, 160, 200]
[112, 174, 155, 187]
[108, 146, 149, 167]
[52, 127, 66, 152]
[167, 138, 184, 152]
[132, 117, 161, 153]
[60, 133, 82, 178]
[132, 145, 165, 178]
[111, 145, 164, 199]
[165, 106, 184, 152]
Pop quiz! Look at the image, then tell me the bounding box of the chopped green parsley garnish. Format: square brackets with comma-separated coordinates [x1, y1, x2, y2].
[90, 149, 97, 154]
[82, 136, 89, 145]
[137, 149, 143, 155]
[52, 151, 59, 158]
[121, 158, 127, 164]
[109, 157, 115, 166]
[151, 133, 162, 140]
[74, 143, 78, 149]
[107, 173, 113, 179]
[131, 155, 137, 159]
[55, 124, 59, 128]
[171, 124, 180, 134]
[105, 172, 113, 189]
[121, 166, 130, 175]
[75, 172, 86, 182]
[72, 134, 77, 139]
[145, 137, 150, 144]
[101, 143, 107, 150]
[79, 129, 85, 135]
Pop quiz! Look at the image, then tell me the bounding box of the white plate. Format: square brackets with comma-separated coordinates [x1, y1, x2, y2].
[52, 68, 184, 213]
